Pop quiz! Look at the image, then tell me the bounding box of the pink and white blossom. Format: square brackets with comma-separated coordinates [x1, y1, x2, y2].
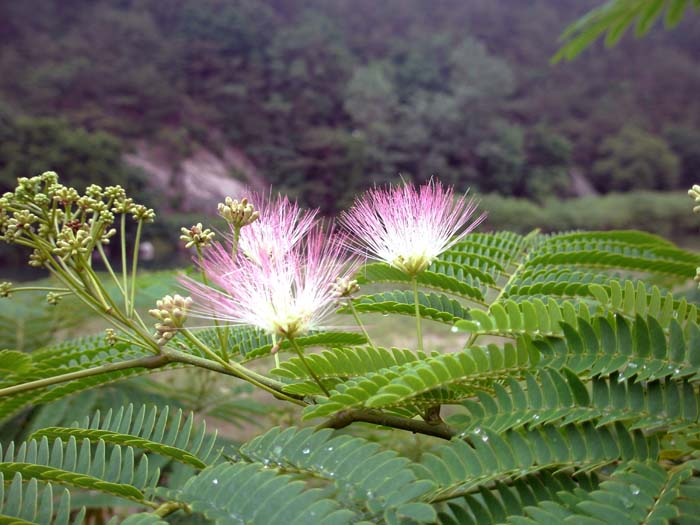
[235, 192, 317, 262]
[340, 180, 485, 276]
[182, 219, 358, 339]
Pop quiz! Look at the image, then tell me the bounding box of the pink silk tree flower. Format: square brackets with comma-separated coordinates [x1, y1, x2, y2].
[182, 222, 358, 340]
[236, 192, 318, 262]
[340, 179, 486, 276]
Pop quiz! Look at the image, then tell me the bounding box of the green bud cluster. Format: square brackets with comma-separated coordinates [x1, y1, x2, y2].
[46, 292, 62, 305]
[180, 223, 215, 249]
[104, 328, 118, 346]
[0, 282, 12, 298]
[0, 171, 153, 268]
[149, 294, 193, 346]
[689, 185, 700, 214]
[217, 196, 259, 228]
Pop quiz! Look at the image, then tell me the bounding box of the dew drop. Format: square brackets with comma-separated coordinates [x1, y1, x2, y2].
[630, 484, 641, 496]
[451, 326, 459, 333]
[622, 497, 634, 509]
[674, 368, 681, 375]
[366, 490, 374, 498]
[273, 445, 282, 455]
[480, 434, 489, 443]
[382, 313, 389, 317]
[212, 479, 219, 485]
[326, 446, 334, 452]
[302, 447, 311, 455]
[627, 362, 638, 369]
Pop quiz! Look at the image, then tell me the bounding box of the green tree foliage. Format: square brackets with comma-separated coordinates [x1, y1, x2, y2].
[592, 126, 680, 192]
[1, 0, 699, 211]
[0, 112, 146, 196]
[666, 126, 700, 188]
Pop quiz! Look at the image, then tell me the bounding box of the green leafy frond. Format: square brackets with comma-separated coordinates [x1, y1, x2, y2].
[0, 473, 83, 525]
[539, 230, 678, 248]
[356, 262, 487, 302]
[448, 234, 527, 267]
[118, 514, 169, 525]
[30, 404, 219, 469]
[303, 342, 537, 418]
[524, 238, 698, 279]
[455, 299, 589, 339]
[456, 232, 527, 260]
[675, 463, 700, 520]
[346, 290, 470, 324]
[438, 251, 506, 276]
[449, 369, 700, 441]
[1, 339, 150, 389]
[533, 316, 700, 383]
[189, 325, 367, 362]
[239, 426, 436, 523]
[240, 331, 366, 362]
[589, 280, 699, 327]
[555, 0, 700, 62]
[504, 268, 617, 301]
[0, 360, 181, 426]
[437, 470, 599, 525]
[417, 422, 659, 502]
[272, 346, 426, 381]
[494, 460, 696, 525]
[175, 462, 357, 525]
[0, 436, 159, 505]
[0, 352, 32, 376]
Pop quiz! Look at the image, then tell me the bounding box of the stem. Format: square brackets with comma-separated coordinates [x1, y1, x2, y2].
[288, 337, 330, 396]
[0, 354, 170, 398]
[231, 226, 241, 260]
[128, 219, 143, 317]
[319, 408, 456, 440]
[154, 501, 191, 518]
[9, 286, 70, 293]
[196, 245, 228, 361]
[178, 330, 306, 405]
[120, 213, 129, 313]
[348, 300, 377, 350]
[97, 243, 125, 295]
[412, 276, 424, 353]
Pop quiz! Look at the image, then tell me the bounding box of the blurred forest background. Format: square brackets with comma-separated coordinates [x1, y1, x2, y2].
[1, 0, 700, 269]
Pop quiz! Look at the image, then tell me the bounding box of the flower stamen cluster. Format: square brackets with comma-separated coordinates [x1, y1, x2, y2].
[183, 195, 358, 340]
[341, 179, 485, 277]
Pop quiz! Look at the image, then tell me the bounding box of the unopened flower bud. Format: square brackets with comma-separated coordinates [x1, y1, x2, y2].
[217, 196, 259, 228]
[149, 294, 193, 345]
[105, 328, 118, 346]
[0, 282, 12, 298]
[131, 205, 156, 223]
[46, 292, 62, 305]
[180, 223, 215, 249]
[332, 276, 360, 299]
